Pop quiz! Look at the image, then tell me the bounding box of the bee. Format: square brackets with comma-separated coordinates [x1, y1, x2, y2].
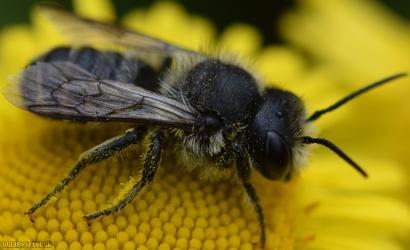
[3, 6, 406, 247]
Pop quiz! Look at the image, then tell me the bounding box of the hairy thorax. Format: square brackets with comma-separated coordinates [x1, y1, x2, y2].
[164, 128, 236, 181]
[159, 57, 264, 180]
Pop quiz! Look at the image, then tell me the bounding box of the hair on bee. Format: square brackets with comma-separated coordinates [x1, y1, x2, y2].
[2, 5, 408, 248]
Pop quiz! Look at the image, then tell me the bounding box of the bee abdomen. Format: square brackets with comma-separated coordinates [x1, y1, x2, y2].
[31, 46, 159, 91]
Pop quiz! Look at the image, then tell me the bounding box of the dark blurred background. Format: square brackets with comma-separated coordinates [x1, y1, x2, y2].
[0, 0, 408, 44]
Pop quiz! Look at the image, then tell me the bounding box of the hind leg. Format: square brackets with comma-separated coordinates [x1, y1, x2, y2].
[26, 128, 145, 219]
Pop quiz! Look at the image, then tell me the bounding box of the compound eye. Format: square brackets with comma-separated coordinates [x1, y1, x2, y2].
[259, 131, 291, 180]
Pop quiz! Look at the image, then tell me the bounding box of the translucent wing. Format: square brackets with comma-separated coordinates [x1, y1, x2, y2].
[4, 62, 198, 130]
[40, 5, 204, 59]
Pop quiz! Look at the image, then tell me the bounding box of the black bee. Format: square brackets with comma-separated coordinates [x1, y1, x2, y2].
[3, 6, 406, 247]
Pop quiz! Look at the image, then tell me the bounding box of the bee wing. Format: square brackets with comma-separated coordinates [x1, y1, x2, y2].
[40, 5, 204, 59]
[4, 61, 198, 130]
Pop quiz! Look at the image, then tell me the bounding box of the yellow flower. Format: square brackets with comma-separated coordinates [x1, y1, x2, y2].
[280, 0, 410, 165]
[0, 1, 409, 250]
[279, 0, 410, 249]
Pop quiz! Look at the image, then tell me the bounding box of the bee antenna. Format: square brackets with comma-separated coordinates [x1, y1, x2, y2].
[306, 72, 407, 122]
[300, 136, 368, 178]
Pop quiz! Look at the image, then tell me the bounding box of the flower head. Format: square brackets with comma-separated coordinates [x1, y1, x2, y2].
[0, 0, 409, 249]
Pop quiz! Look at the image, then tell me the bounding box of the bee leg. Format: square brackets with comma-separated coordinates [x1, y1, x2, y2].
[234, 143, 266, 248]
[26, 128, 145, 219]
[84, 130, 163, 222]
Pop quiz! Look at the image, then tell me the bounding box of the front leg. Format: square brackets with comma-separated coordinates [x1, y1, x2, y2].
[234, 142, 266, 248]
[84, 130, 164, 222]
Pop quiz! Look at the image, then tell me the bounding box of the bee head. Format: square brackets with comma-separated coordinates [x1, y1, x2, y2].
[247, 73, 406, 181]
[246, 89, 306, 180]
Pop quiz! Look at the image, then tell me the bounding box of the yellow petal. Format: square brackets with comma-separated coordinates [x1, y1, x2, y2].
[73, 0, 115, 21]
[219, 24, 262, 57]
